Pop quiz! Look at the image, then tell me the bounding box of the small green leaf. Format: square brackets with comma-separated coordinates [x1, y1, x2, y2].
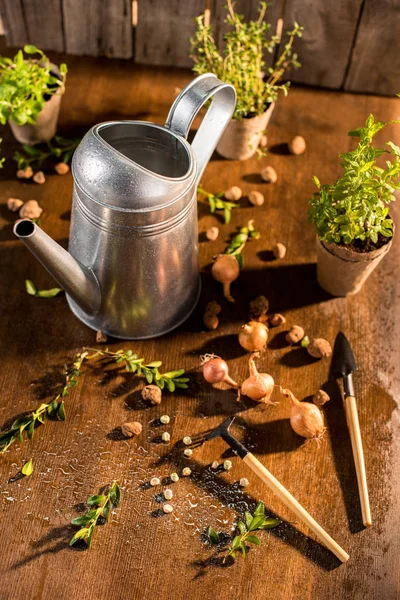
[25, 280, 37, 296]
[246, 534, 261, 546]
[208, 526, 219, 544]
[57, 401, 66, 421]
[162, 369, 185, 379]
[37, 288, 63, 298]
[87, 494, 106, 506]
[237, 520, 247, 535]
[145, 361, 162, 368]
[248, 515, 266, 531]
[231, 535, 242, 550]
[21, 458, 33, 476]
[69, 528, 88, 546]
[23, 44, 40, 55]
[71, 515, 90, 526]
[245, 511, 253, 528]
[110, 482, 121, 507]
[145, 370, 154, 384]
[254, 502, 265, 517]
[259, 517, 280, 529]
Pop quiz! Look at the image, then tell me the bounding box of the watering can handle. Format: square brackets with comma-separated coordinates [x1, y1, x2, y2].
[165, 73, 236, 184]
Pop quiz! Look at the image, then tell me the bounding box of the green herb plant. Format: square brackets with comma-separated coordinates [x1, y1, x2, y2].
[309, 114, 399, 246]
[86, 348, 189, 392]
[14, 135, 80, 171]
[225, 219, 260, 268]
[25, 279, 63, 298]
[226, 502, 279, 560]
[190, 1, 302, 119]
[197, 186, 239, 224]
[0, 352, 87, 453]
[70, 481, 121, 548]
[0, 45, 67, 126]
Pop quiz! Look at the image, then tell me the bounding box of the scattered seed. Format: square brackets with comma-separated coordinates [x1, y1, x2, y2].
[211, 461, 219, 470]
[223, 460, 232, 471]
[184, 448, 193, 457]
[203, 311, 219, 330]
[313, 389, 330, 407]
[33, 171, 45, 184]
[261, 165, 277, 183]
[150, 477, 161, 487]
[239, 477, 249, 487]
[121, 421, 142, 438]
[270, 313, 286, 327]
[170, 472, 179, 482]
[183, 436, 192, 446]
[142, 384, 162, 405]
[164, 488, 173, 500]
[248, 191, 264, 207]
[206, 226, 219, 241]
[286, 325, 305, 345]
[19, 200, 42, 219]
[16, 166, 33, 179]
[206, 301, 221, 315]
[161, 432, 171, 443]
[260, 134, 268, 148]
[163, 503, 174, 514]
[96, 330, 108, 343]
[288, 135, 306, 155]
[160, 415, 170, 424]
[307, 338, 332, 358]
[224, 186, 242, 201]
[182, 467, 192, 476]
[7, 198, 23, 212]
[54, 162, 70, 175]
[273, 243, 286, 259]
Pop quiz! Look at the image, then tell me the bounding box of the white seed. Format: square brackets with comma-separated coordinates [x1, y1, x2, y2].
[261, 165, 277, 183]
[211, 461, 219, 470]
[273, 242, 286, 259]
[240, 477, 249, 487]
[288, 135, 306, 155]
[206, 226, 219, 241]
[164, 488, 173, 500]
[150, 477, 160, 487]
[163, 503, 174, 513]
[160, 415, 170, 424]
[224, 185, 242, 201]
[170, 472, 179, 482]
[182, 467, 192, 476]
[248, 190, 264, 207]
[183, 436, 192, 446]
[7, 198, 23, 212]
[161, 432, 170, 442]
[184, 448, 193, 457]
[223, 460, 232, 471]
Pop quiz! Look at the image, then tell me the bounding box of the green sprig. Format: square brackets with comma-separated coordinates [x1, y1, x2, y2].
[224, 219, 260, 268]
[85, 348, 189, 392]
[70, 481, 121, 549]
[14, 135, 80, 171]
[197, 186, 239, 224]
[226, 502, 279, 560]
[25, 279, 62, 298]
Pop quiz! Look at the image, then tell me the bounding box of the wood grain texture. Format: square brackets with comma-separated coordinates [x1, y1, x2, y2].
[0, 0, 27, 47]
[344, 0, 400, 95]
[282, 0, 364, 89]
[21, 0, 64, 53]
[0, 42, 399, 600]
[135, 0, 204, 67]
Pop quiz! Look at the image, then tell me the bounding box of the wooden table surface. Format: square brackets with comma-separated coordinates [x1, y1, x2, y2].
[0, 47, 399, 600]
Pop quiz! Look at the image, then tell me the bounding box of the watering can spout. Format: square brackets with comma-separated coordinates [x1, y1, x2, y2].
[14, 220, 101, 315]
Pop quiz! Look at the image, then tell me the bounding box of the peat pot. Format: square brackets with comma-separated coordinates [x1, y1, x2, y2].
[9, 64, 63, 145]
[216, 102, 275, 160]
[316, 231, 394, 297]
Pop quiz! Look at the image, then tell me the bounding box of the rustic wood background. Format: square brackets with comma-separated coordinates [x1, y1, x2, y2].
[0, 41, 399, 599]
[0, 0, 399, 95]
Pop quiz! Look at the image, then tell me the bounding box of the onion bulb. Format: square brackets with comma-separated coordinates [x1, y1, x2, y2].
[238, 321, 268, 352]
[281, 388, 326, 441]
[200, 354, 238, 388]
[241, 353, 275, 403]
[211, 254, 240, 302]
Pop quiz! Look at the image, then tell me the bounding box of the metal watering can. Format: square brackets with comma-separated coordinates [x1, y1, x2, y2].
[14, 74, 236, 339]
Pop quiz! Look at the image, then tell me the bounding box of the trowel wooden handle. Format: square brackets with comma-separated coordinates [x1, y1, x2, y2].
[243, 453, 350, 563]
[344, 395, 372, 527]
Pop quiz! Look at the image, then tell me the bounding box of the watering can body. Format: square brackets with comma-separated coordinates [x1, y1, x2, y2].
[14, 74, 236, 339]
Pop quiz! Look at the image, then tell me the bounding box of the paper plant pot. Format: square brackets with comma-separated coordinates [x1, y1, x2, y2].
[9, 65, 63, 145]
[316, 231, 394, 297]
[216, 102, 275, 161]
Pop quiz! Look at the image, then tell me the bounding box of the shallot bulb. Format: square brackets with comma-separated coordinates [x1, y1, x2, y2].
[281, 388, 326, 441]
[238, 321, 268, 352]
[211, 254, 240, 302]
[241, 353, 275, 403]
[201, 354, 238, 389]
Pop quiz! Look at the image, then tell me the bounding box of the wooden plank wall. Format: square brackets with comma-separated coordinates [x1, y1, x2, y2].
[0, 0, 399, 95]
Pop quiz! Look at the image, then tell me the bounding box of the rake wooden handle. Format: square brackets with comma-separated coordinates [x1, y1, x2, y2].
[344, 395, 372, 527]
[243, 453, 350, 563]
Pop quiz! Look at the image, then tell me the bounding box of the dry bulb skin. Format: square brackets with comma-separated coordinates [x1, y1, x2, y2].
[203, 311, 219, 330]
[273, 243, 286, 259]
[96, 330, 108, 344]
[33, 171, 45, 184]
[121, 421, 142, 438]
[211, 254, 240, 302]
[313, 389, 330, 407]
[206, 226, 219, 241]
[285, 325, 304, 345]
[239, 321, 268, 352]
[54, 162, 70, 175]
[306, 338, 332, 359]
[249, 296, 269, 322]
[281, 387, 326, 441]
[141, 384, 162, 405]
[200, 354, 238, 389]
[206, 300, 221, 315]
[241, 352, 275, 404]
[7, 198, 23, 212]
[248, 191, 264, 207]
[16, 166, 33, 179]
[19, 200, 42, 219]
[270, 313, 286, 327]
[288, 135, 306, 155]
[224, 186, 242, 201]
[261, 165, 277, 183]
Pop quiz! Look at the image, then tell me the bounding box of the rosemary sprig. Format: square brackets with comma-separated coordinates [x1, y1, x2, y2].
[85, 348, 189, 392]
[226, 502, 279, 560]
[0, 352, 87, 453]
[14, 134, 80, 171]
[198, 186, 239, 224]
[224, 220, 260, 268]
[70, 481, 121, 549]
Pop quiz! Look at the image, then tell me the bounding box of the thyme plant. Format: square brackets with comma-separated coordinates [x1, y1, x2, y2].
[190, 1, 302, 119]
[309, 115, 399, 246]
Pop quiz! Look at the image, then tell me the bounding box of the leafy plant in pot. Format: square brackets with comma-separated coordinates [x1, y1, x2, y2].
[190, 1, 302, 160]
[309, 114, 398, 296]
[0, 45, 67, 145]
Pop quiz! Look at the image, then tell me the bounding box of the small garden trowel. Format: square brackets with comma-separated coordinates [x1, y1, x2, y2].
[332, 331, 372, 527]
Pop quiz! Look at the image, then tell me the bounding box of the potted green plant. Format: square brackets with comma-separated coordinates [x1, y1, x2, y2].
[190, 1, 302, 160]
[309, 114, 398, 296]
[0, 45, 67, 145]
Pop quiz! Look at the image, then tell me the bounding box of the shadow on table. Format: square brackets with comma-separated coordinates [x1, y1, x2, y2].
[11, 525, 79, 569]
